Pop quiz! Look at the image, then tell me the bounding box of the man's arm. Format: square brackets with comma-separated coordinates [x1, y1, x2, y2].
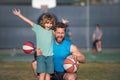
[92, 33, 96, 41]
[70, 44, 85, 63]
[12, 9, 34, 27]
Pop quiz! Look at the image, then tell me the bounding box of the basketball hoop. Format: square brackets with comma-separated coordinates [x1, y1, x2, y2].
[41, 4, 48, 12]
[32, 0, 56, 12]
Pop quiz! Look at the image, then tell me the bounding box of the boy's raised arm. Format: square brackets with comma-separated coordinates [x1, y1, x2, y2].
[12, 9, 34, 27]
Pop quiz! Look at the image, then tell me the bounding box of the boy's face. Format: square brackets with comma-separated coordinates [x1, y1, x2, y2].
[96, 26, 100, 30]
[44, 21, 53, 30]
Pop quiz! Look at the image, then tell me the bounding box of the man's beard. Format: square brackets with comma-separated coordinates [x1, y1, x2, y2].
[55, 36, 64, 44]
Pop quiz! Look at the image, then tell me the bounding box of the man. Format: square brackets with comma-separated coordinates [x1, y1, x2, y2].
[32, 22, 85, 80]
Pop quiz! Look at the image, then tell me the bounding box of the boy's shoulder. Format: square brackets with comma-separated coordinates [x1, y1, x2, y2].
[33, 23, 41, 27]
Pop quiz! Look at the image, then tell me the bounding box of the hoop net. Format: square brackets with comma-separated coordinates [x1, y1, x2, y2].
[41, 4, 48, 12]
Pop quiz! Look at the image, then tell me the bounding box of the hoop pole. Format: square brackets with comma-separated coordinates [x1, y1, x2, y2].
[86, 0, 90, 51]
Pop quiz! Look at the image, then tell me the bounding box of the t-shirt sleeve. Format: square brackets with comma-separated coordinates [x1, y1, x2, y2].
[32, 23, 43, 32]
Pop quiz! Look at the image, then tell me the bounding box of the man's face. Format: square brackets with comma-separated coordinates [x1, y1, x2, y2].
[54, 28, 65, 44]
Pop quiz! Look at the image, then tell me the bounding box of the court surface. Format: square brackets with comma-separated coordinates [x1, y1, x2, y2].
[0, 48, 120, 62]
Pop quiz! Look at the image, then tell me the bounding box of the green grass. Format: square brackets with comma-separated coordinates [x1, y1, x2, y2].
[0, 62, 120, 80]
[0, 49, 120, 80]
[78, 62, 120, 80]
[0, 62, 37, 80]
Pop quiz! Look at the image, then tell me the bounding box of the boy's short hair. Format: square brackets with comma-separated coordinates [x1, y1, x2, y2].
[96, 24, 100, 27]
[38, 13, 57, 28]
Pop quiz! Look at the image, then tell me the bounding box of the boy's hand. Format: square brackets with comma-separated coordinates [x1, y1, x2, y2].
[12, 9, 21, 16]
[36, 48, 42, 56]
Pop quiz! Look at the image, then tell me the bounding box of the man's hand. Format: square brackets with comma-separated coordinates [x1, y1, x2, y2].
[67, 55, 77, 61]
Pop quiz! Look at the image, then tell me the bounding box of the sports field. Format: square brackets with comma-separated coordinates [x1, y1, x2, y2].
[0, 49, 120, 80]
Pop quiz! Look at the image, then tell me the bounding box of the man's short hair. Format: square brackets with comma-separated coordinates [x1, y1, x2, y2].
[54, 22, 67, 31]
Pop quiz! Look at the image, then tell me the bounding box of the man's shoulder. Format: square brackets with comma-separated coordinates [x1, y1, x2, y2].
[63, 39, 72, 45]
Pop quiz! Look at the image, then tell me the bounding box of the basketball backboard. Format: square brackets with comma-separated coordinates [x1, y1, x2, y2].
[32, 0, 56, 9]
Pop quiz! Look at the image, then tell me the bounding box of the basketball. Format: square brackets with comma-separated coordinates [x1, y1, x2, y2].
[63, 57, 79, 73]
[22, 41, 35, 54]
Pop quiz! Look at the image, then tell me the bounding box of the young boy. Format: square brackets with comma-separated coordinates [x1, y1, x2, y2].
[92, 24, 103, 53]
[12, 9, 56, 80]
